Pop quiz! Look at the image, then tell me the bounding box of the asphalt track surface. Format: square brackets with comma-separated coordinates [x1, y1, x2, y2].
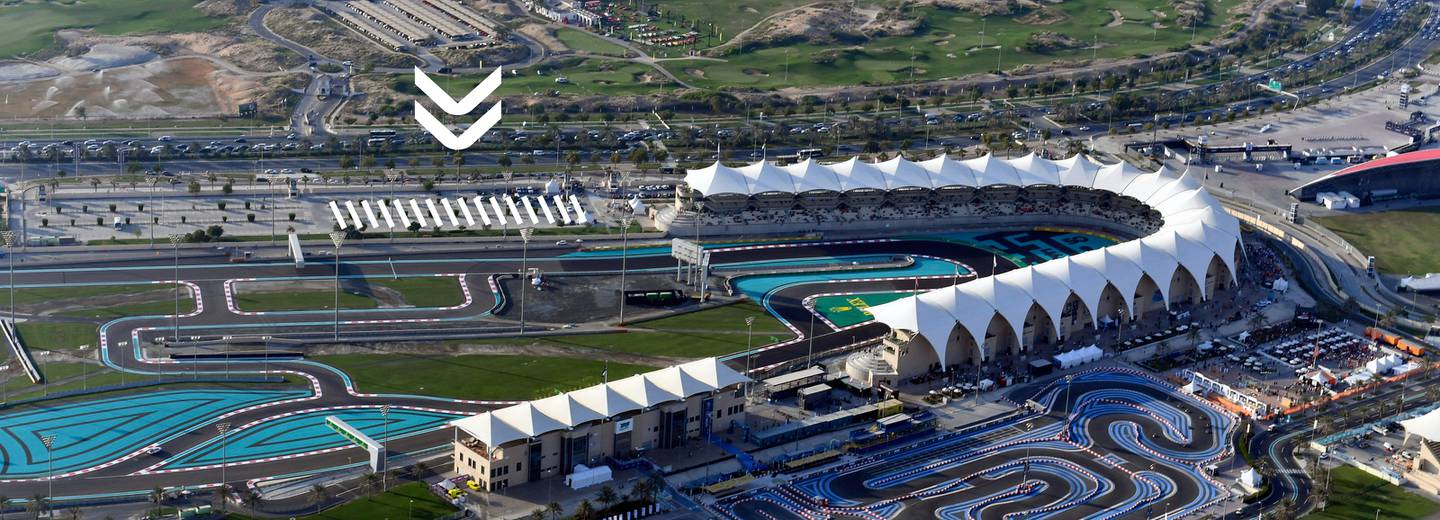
[714, 368, 1237, 520]
[0, 236, 1019, 499]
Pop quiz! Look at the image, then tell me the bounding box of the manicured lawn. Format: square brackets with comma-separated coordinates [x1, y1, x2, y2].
[0, 0, 227, 58]
[232, 277, 463, 311]
[426, 58, 675, 97]
[0, 362, 116, 400]
[370, 277, 464, 308]
[231, 482, 456, 520]
[1306, 466, 1440, 520]
[233, 289, 378, 312]
[15, 322, 98, 351]
[555, 27, 630, 56]
[1314, 207, 1440, 275]
[312, 354, 655, 400]
[56, 298, 197, 320]
[4, 284, 170, 306]
[493, 301, 794, 358]
[616, 0, 1232, 90]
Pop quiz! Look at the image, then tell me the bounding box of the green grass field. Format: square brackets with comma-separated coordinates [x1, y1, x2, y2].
[312, 353, 654, 400]
[555, 28, 630, 57]
[1314, 207, 1440, 275]
[0, 0, 227, 58]
[5, 284, 172, 306]
[671, 0, 1231, 90]
[15, 322, 99, 352]
[422, 58, 675, 97]
[232, 277, 463, 312]
[0, 361, 117, 400]
[232, 482, 457, 520]
[1306, 466, 1440, 520]
[491, 301, 793, 358]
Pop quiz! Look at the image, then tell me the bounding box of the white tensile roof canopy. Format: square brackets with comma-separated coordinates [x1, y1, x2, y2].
[681, 153, 1244, 367]
[451, 358, 749, 449]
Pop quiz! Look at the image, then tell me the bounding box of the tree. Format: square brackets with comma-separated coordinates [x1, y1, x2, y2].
[222, 183, 233, 195]
[308, 484, 329, 515]
[363, 472, 380, 497]
[530, 509, 547, 520]
[546, 501, 563, 520]
[149, 487, 164, 519]
[498, 155, 513, 169]
[596, 485, 618, 510]
[339, 156, 355, 169]
[573, 500, 595, 520]
[628, 147, 649, 167]
[206, 225, 224, 239]
[187, 180, 201, 194]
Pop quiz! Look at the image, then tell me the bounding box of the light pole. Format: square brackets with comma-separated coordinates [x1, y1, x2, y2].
[168, 234, 184, 345]
[41, 433, 55, 519]
[217, 421, 231, 508]
[329, 231, 346, 339]
[618, 217, 632, 325]
[2, 231, 17, 328]
[380, 404, 391, 492]
[518, 228, 533, 335]
[744, 316, 755, 398]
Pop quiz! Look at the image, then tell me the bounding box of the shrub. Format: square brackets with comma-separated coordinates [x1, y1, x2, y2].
[247, 213, 256, 223]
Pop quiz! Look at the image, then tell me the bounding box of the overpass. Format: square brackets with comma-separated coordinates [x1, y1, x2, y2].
[1125, 138, 1294, 163]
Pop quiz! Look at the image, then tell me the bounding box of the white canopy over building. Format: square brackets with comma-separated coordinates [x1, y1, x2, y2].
[682, 153, 1243, 371]
[451, 358, 748, 449]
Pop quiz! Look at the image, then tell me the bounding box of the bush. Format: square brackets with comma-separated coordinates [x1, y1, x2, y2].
[247, 213, 256, 223]
[137, 203, 145, 212]
[288, 213, 296, 222]
[40, 218, 48, 227]
[95, 217, 103, 226]
[108, 204, 117, 213]
[217, 202, 227, 211]
[181, 216, 188, 224]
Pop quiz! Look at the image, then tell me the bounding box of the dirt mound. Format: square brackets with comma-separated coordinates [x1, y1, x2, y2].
[1018, 6, 1068, 25]
[1021, 31, 1086, 53]
[740, 6, 868, 46]
[195, 0, 253, 17]
[51, 44, 156, 71]
[929, 0, 1039, 16]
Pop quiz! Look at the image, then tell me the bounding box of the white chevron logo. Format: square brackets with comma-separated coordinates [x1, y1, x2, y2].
[412, 66, 504, 150]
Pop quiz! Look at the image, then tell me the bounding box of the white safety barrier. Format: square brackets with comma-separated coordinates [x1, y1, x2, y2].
[538, 196, 557, 224]
[490, 197, 508, 225]
[474, 197, 493, 226]
[1, 319, 41, 383]
[393, 199, 412, 228]
[441, 198, 461, 227]
[360, 200, 380, 229]
[554, 194, 573, 224]
[409, 199, 428, 227]
[328, 201, 348, 227]
[521, 196, 540, 224]
[505, 196, 524, 224]
[569, 195, 589, 224]
[378, 200, 396, 229]
[344, 201, 363, 230]
[424, 199, 443, 227]
[456, 198, 475, 227]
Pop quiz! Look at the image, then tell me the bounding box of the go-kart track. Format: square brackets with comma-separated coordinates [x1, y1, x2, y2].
[714, 369, 1237, 520]
[0, 230, 1109, 501]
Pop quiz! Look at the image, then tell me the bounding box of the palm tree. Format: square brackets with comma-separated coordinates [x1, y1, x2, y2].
[530, 509, 546, 520]
[308, 484, 329, 515]
[573, 500, 595, 520]
[629, 478, 653, 504]
[26, 494, 44, 520]
[596, 485, 618, 511]
[363, 471, 380, 496]
[148, 487, 164, 519]
[241, 490, 261, 512]
[546, 501, 562, 520]
[413, 461, 431, 481]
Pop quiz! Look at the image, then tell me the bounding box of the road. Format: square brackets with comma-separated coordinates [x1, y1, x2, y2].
[0, 235, 1009, 503]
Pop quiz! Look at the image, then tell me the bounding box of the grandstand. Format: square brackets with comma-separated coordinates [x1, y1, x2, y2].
[672, 153, 1243, 386]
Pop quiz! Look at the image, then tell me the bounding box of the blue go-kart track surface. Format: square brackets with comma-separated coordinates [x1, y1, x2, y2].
[0, 389, 308, 479]
[150, 407, 467, 471]
[712, 368, 1238, 520]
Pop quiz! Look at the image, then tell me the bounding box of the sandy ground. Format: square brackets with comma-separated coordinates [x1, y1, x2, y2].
[0, 57, 262, 119]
